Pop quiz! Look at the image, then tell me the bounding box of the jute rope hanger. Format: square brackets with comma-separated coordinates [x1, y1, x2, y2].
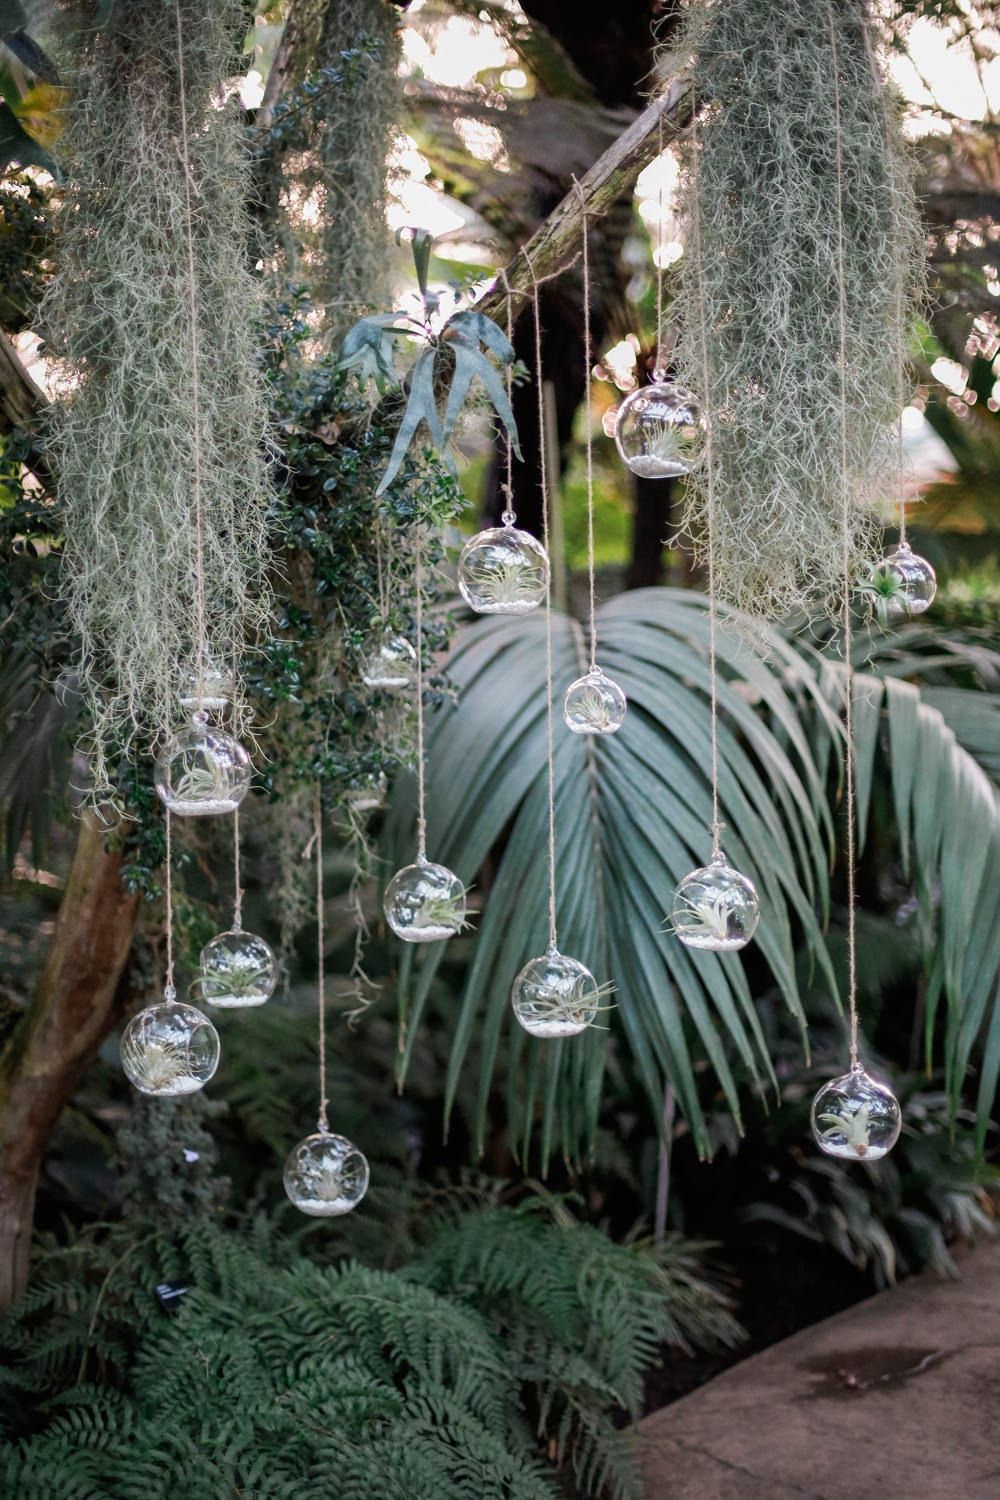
[313, 785, 329, 1131]
[525, 246, 560, 953]
[827, 0, 861, 1069]
[571, 179, 599, 677]
[174, 0, 208, 707]
[688, 106, 724, 856]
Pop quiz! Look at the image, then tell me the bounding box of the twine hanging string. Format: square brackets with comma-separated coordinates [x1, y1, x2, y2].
[164, 810, 175, 999]
[232, 807, 243, 931]
[526, 250, 559, 952]
[414, 531, 428, 863]
[572, 179, 598, 675]
[497, 266, 517, 525]
[314, 785, 329, 1132]
[174, 0, 207, 705]
[689, 110, 724, 857]
[653, 115, 668, 380]
[827, 3, 860, 1070]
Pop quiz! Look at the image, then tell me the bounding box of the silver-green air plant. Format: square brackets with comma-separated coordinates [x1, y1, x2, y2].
[41, 0, 272, 805]
[672, 0, 925, 621]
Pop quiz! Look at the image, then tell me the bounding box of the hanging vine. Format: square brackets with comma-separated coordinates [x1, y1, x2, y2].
[41, 0, 273, 805]
[672, 0, 924, 620]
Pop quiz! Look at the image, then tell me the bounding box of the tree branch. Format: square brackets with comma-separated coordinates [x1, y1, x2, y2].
[475, 74, 693, 321]
[0, 331, 49, 483]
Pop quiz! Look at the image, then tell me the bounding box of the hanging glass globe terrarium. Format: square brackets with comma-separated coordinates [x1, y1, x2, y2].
[670, 850, 760, 951]
[155, 712, 252, 817]
[562, 667, 627, 735]
[614, 380, 705, 479]
[384, 857, 467, 942]
[178, 650, 233, 713]
[193, 929, 277, 1008]
[458, 520, 549, 615]
[510, 946, 607, 1037]
[358, 631, 417, 689]
[120, 992, 220, 1096]
[283, 1129, 370, 1216]
[866, 542, 937, 624]
[810, 1065, 902, 1161]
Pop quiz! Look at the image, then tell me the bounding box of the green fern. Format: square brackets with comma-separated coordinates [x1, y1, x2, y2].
[0, 1202, 740, 1500]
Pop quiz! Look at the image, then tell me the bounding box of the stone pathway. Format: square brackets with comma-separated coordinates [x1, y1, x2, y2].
[639, 1240, 1000, 1499]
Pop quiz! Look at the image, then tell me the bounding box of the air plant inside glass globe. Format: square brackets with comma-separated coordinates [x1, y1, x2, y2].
[810, 1064, 902, 1161]
[178, 650, 233, 713]
[283, 1129, 370, 1216]
[120, 992, 220, 1095]
[669, 850, 760, 952]
[510, 946, 611, 1037]
[613, 380, 705, 479]
[858, 542, 937, 625]
[192, 929, 277, 1008]
[154, 712, 252, 817]
[384, 857, 469, 942]
[562, 667, 627, 735]
[457, 522, 549, 615]
[358, 631, 417, 690]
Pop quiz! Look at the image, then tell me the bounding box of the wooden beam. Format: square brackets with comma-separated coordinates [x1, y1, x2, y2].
[475, 75, 693, 322]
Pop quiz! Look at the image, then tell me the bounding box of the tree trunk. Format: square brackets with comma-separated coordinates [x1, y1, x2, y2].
[0, 814, 139, 1305]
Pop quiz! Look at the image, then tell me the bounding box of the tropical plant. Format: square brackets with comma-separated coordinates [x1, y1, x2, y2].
[0, 1200, 739, 1500]
[383, 588, 1000, 1164]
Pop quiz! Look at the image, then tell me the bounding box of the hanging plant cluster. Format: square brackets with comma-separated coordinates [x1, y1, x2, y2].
[41, 0, 272, 805]
[666, 0, 925, 621]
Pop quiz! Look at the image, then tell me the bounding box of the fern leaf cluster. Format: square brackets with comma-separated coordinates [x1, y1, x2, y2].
[0, 1204, 738, 1500]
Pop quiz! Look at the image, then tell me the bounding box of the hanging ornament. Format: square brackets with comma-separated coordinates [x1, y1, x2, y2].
[457, 522, 549, 615]
[384, 856, 467, 942]
[671, 851, 760, 951]
[807, 9, 901, 1163]
[285, 787, 369, 1217]
[614, 380, 705, 479]
[155, 711, 252, 816]
[283, 1129, 370, 1216]
[507, 256, 608, 1041]
[868, 542, 936, 623]
[563, 190, 627, 738]
[121, 810, 221, 1095]
[194, 929, 276, 1008]
[121, 992, 220, 1095]
[178, 649, 233, 713]
[562, 667, 627, 735]
[345, 770, 388, 812]
[358, 630, 417, 689]
[811, 1065, 902, 1161]
[511, 946, 607, 1037]
[384, 531, 471, 945]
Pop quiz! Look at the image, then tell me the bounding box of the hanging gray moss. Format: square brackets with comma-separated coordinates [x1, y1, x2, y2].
[41, 0, 272, 804]
[673, 0, 924, 621]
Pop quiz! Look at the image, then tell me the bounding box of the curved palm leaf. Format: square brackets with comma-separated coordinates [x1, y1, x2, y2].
[384, 589, 841, 1164]
[384, 588, 1000, 1162]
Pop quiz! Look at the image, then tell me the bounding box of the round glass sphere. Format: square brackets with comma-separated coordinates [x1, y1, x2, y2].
[614, 381, 705, 479]
[871, 543, 937, 622]
[457, 525, 549, 615]
[154, 714, 252, 817]
[384, 858, 467, 942]
[511, 947, 601, 1038]
[562, 668, 627, 735]
[345, 771, 388, 812]
[283, 1130, 370, 1216]
[120, 995, 220, 1096]
[811, 1065, 902, 1161]
[178, 651, 233, 712]
[671, 851, 760, 951]
[195, 929, 277, 1008]
[359, 632, 417, 690]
